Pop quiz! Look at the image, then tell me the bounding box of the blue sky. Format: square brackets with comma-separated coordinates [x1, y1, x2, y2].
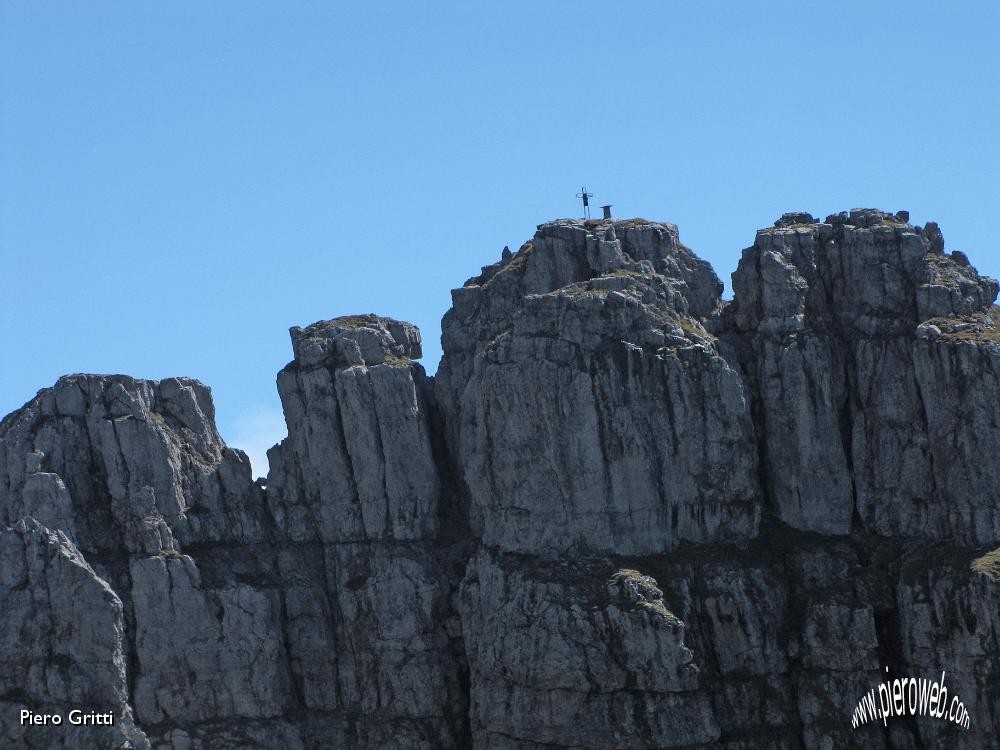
[3, 2, 998, 475]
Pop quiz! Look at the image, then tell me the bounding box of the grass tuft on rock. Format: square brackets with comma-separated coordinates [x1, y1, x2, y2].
[929, 306, 1000, 343]
[382, 354, 411, 367]
[330, 315, 376, 330]
[971, 548, 1000, 581]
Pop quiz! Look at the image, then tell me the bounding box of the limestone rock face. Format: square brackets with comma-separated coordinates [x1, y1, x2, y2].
[267, 315, 439, 543]
[258, 314, 468, 746]
[2, 211, 1000, 749]
[0, 345, 465, 748]
[895, 549, 1000, 749]
[723, 209, 1000, 541]
[436, 219, 761, 556]
[0, 519, 148, 750]
[458, 551, 718, 749]
[0, 375, 300, 748]
[0, 374, 265, 555]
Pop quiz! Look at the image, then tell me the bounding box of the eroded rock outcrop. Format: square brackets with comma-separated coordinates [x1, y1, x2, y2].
[723, 208, 1000, 542]
[0, 335, 466, 748]
[436, 220, 761, 556]
[0, 519, 146, 750]
[459, 552, 717, 749]
[1, 210, 998, 749]
[265, 314, 468, 747]
[0, 376, 296, 748]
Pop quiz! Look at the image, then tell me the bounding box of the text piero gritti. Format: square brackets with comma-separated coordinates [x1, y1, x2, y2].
[20, 709, 115, 726]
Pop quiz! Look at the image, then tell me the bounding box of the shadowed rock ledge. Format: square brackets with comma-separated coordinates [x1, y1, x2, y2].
[2, 210, 999, 749]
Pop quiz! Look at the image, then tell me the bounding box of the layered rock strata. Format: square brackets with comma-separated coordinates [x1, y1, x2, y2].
[1, 211, 998, 749]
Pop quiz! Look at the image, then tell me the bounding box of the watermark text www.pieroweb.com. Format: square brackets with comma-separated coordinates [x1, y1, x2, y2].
[852, 668, 970, 730]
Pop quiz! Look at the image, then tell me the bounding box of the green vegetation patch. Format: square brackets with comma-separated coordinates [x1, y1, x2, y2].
[930, 306, 1000, 343]
[382, 354, 412, 367]
[971, 548, 1000, 581]
[559, 285, 610, 300]
[329, 315, 376, 330]
[477, 241, 534, 289]
[763, 222, 818, 234]
[677, 317, 716, 341]
[608, 268, 643, 277]
[502, 241, 533, 272]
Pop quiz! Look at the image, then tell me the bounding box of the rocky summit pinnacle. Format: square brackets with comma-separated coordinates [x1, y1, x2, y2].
[2, 210, 999, 749]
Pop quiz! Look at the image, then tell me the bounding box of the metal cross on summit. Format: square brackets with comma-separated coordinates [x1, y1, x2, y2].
[576, 186, 594, 219]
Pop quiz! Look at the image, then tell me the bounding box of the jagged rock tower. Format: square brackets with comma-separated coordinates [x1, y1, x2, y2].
[2, 209, 998, 749]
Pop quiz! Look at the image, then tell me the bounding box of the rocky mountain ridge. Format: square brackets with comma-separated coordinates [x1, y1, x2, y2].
[2, 209, 998, 749]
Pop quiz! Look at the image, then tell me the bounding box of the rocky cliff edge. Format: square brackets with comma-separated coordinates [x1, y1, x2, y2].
[2, 210, 999, 749]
